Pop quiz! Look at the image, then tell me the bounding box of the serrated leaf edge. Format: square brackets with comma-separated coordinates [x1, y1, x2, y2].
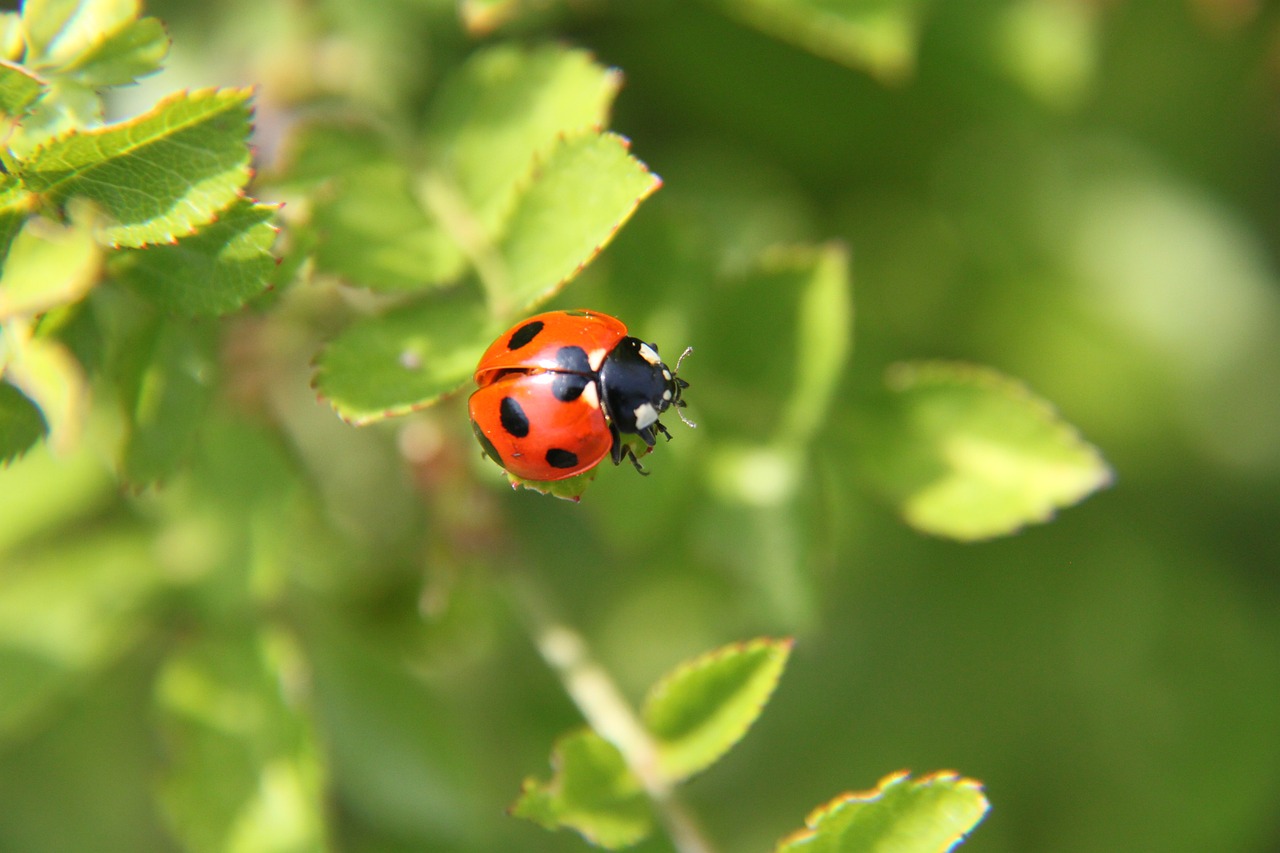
[778, 770, 990, 851]
[504, 129, 662, 315]
[23, 85, 253, 176]
[886, 359, 1115, 519]
[642, 636, 793, 782]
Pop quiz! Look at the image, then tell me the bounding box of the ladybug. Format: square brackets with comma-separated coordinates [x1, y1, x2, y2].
[469, 309, 693, 482]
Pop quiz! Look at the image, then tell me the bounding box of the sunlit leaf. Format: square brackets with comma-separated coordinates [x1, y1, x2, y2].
[643, 637, 793, 782]
[425, 44, 622, 234]
[55, 15, 169, 87]
[0, 59, 44, 130]
[20, 87, 253, 248]
[0, 213, 102, 320]
[510, 727, 653, 850]
[0, 382, 46, 464]
[3, 327, 88, 455]
[155, 628, 329, 853]
[312, 289, 495, 425]
[862, 361, 1113, 541]
[6, 77, 103, 158]
[112, 200, 280, 316]
[0, 531, 159, 739]
[497, 131, 661, 313]
[775, 771, 989, 853]
[21, 0, 167, 85]
[717, 0, 925, 82]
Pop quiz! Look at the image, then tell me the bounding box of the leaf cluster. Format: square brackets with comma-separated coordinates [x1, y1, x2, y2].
[0, 1, 277, 476]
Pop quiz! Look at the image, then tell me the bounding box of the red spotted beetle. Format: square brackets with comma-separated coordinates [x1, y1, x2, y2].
[469, 310, 693, 481]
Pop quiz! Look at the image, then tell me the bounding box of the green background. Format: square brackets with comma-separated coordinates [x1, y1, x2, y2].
[2, 0, 1279, 851]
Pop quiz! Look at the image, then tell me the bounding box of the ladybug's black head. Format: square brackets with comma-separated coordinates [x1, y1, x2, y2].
[599, 338, 694, 472]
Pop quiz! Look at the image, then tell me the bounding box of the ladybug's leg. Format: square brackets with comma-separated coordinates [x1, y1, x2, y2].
[609, 423, 651, 475]
[619, 443, 651, 476]
[653, 420, 673, 442]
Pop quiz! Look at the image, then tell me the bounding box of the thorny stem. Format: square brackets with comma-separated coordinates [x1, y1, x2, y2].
[507, 571, 720, 853]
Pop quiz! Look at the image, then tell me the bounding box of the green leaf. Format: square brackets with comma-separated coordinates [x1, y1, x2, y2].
[642, 637, 793, 783]
[54, 15, 169, 87]
[862, 361, 1113, 541]
[496, 465, 601, 502]
[496, 131, 661, 313]
[510, 727, 653, 849]
[112, 200, 280, 316]
[2, 327, 88, 455]
[0, 381, 46, 464]
[775, 771, 990, 853]
[21, 0, 168, 85]
[0, 175, 37, 265]
[0, 530, 159, 739]
[0, 212, 102, 320]
[312, 289, 494, 425]
[0, 14, 21, 61]
[0, 60, 44, 123]
[155, 628, 329, 853]
[119, 319, 218, 486]
[20, 87, 254, 248]
[6, 77, 104, 159]
[425, 44, 622, 234]
[718, 0, 925, 82]
[311, 158, 465, 291]
[777, 244, 853, 444]
[274, 119, 393, 189]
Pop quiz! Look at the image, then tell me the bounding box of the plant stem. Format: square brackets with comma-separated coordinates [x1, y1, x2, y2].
[507, 571, 720, 853]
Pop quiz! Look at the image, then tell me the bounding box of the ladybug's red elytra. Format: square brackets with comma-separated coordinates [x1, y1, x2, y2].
[469, 309, 693, 482]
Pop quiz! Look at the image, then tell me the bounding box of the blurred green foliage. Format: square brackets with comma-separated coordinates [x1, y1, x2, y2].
[2, 0, 1279, 851]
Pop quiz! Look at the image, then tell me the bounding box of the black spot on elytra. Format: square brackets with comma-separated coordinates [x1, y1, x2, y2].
[499, 397, 530, 437]
[555, 345, 591, 373]
[546, 448, 579, 469]
[471, 420, 502, 465]
[507, 321, 544, 351]
[552, 372, 590, 402]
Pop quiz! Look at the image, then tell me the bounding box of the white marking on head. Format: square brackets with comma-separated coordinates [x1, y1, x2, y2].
[637, 343, 661, 365]
[634, 402, 659, 429]
[662, 389, 672, 401]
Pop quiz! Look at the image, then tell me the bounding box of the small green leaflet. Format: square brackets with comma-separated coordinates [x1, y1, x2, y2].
[312, 290, 497, 425]
[20, 0, 169, 86]
[513, 638, 794, 849]
[0, 382, 46, 465]
[311, 158, 466, 291]
[0, 61, 44, 123]
[643, 637, 793, 783]
[511, 728, 653, 849]
[0, 212, 101, 321]
[3, 330, 88, 456]
[425, 44, 622, 235]
[775, 771, 989, 853]
[860, 361, 1113, 541]
[496, 131, 661, 314]
[20, 87, 254, 248]
[312, 134, 659, 424]
[111, 200, 280, 317]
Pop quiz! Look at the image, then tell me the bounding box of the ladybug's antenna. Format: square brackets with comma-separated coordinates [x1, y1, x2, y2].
[673, 347, 697, 429]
